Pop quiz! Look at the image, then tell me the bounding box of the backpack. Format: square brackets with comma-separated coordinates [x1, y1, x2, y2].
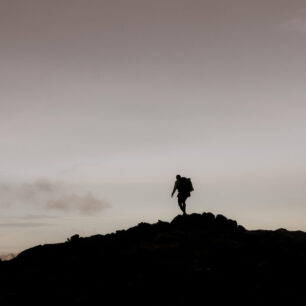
[180, 177, 194, 193]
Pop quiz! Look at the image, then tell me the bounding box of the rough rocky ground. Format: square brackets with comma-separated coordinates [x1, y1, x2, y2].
[1, 212, 306, 305]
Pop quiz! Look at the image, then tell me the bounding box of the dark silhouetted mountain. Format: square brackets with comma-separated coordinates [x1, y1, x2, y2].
[1, 212, 306, 305]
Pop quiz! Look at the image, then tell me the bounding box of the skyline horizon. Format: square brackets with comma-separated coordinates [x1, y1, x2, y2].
[0, 204, 304, 258]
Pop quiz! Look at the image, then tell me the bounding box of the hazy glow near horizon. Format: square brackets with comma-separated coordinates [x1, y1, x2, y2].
[1, 0, 306, 254]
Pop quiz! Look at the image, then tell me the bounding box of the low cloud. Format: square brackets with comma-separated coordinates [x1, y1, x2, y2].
[47, 192, 109, 215]
[0, 178, 64, 207]
[0, 178, 110, 215]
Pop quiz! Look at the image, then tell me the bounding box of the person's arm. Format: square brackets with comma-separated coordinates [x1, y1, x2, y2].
[171, 181, 178, 197]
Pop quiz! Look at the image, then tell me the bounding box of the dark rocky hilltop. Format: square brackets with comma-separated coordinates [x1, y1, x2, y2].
[1, 212, 306, 305]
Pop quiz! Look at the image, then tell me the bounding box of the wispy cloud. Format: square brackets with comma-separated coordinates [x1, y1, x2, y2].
[0, 178, 110, 215]
[47, 192, 109, 215]
[0, 178, 64, 207]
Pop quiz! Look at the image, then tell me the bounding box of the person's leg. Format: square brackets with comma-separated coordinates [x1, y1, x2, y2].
[182, 200, 186, 215]
[177, 196, 185, 214]
[182, 194, 189, 215]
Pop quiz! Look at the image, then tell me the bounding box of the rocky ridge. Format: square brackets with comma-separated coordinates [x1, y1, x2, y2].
[1, 212, 306, 305]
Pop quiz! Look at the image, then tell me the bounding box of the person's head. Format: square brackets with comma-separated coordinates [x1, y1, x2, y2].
[176, 174, 181, 180]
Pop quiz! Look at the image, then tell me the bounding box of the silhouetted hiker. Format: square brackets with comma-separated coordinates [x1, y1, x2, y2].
[171, 174, 194, 215]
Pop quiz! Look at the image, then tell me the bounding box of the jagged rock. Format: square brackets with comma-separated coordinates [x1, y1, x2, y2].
[237, 224, 246, 232]
[67, 234, 80, 242]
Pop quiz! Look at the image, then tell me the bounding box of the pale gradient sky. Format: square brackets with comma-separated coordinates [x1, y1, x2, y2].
[1, 0, 306, 254]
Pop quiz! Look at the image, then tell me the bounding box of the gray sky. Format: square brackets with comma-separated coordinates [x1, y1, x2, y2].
[1, 0, 306, 254]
